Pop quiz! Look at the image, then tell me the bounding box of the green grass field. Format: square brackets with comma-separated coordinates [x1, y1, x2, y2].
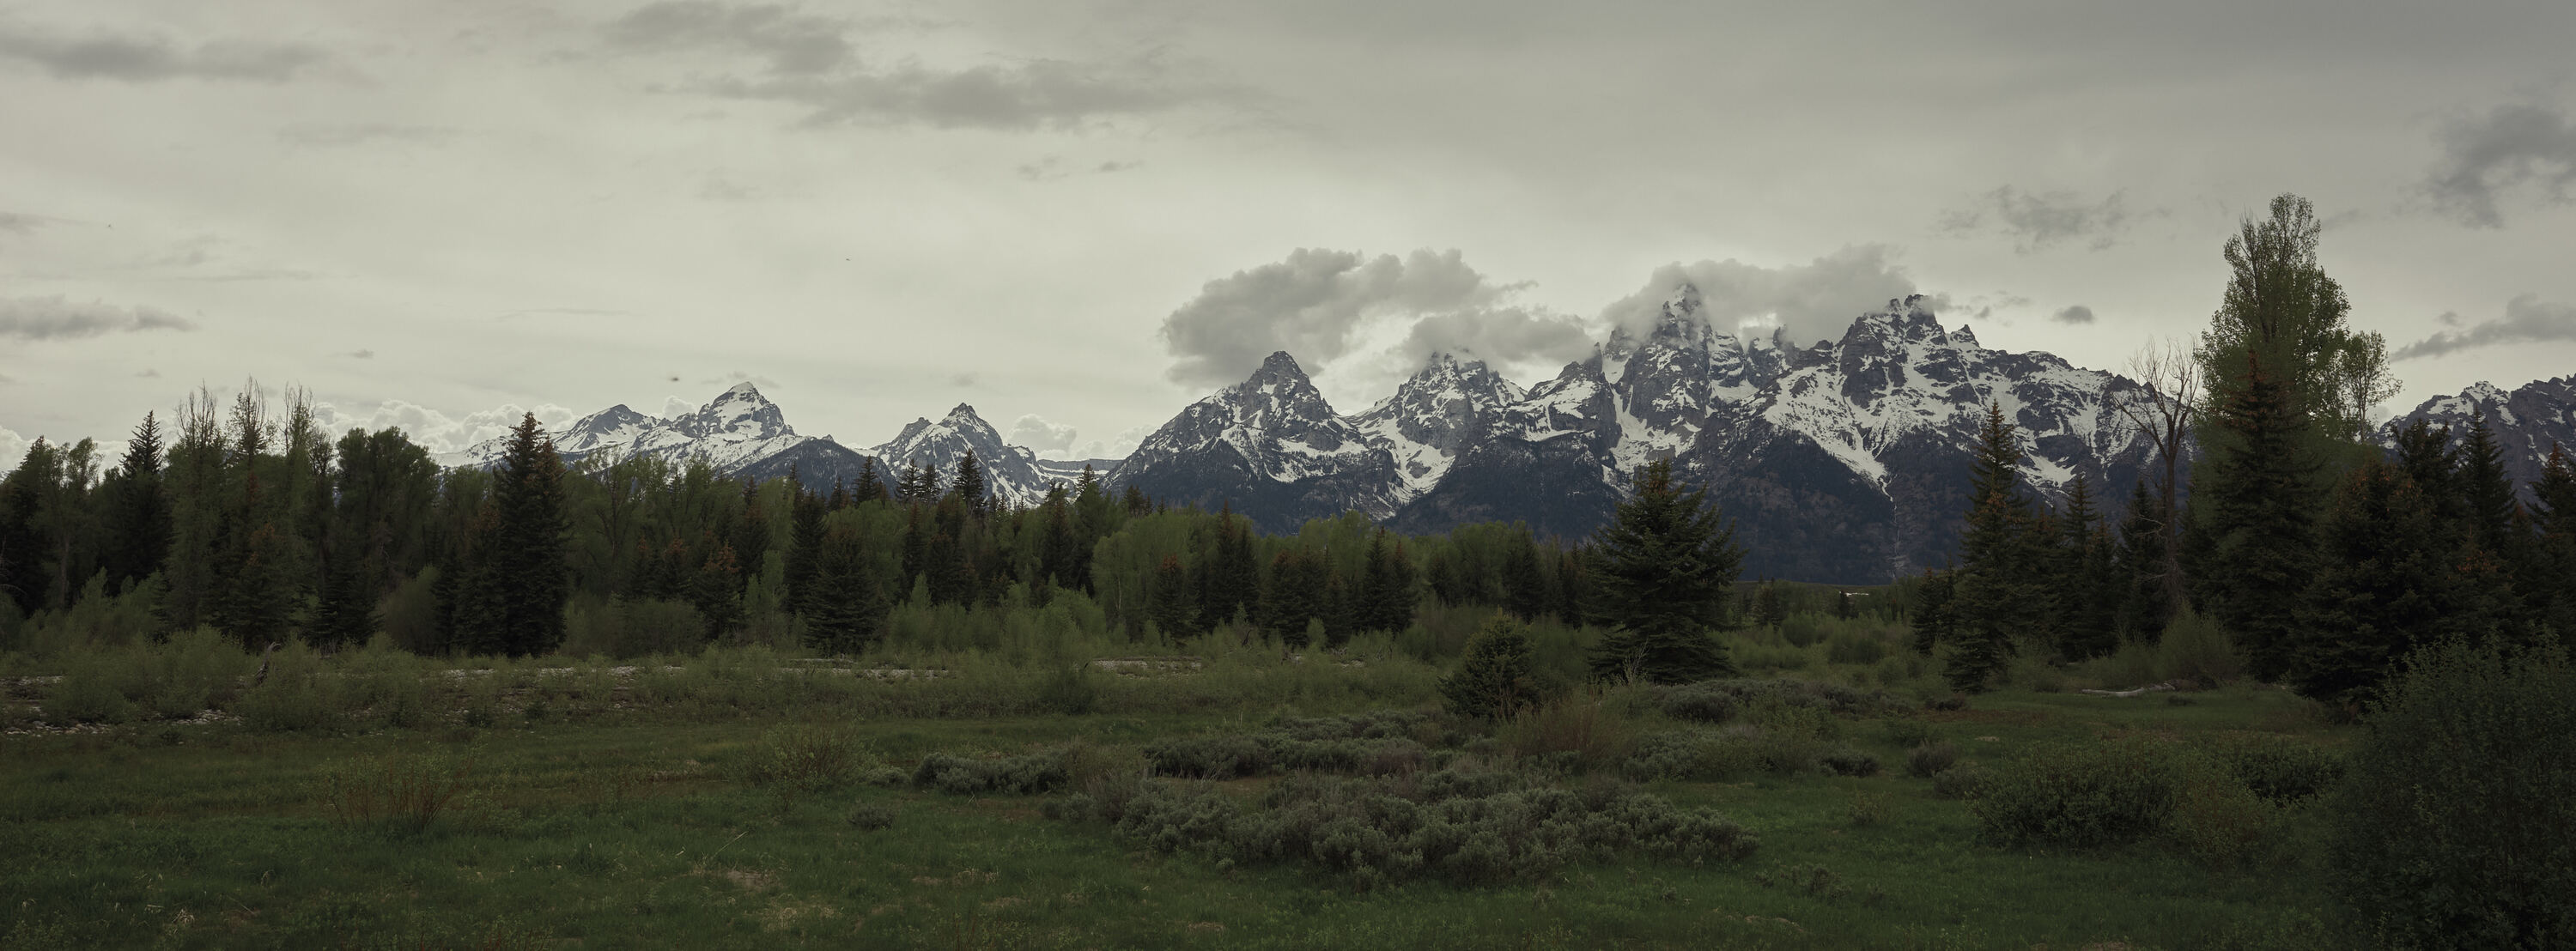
[2, 648, 2352, 950]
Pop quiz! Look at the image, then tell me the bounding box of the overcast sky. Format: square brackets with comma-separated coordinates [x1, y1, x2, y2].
[6, 0, 2576, 469]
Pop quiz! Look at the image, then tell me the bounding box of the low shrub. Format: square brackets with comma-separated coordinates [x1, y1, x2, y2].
[914, 749, 1071, 796]
[1826, 633, 1888, 666]
[1931, 764, 1987, 800]
[1657, 681, 1739, 724]
[1756, 863, 1848, 901]
[2166, 754, 2280, 869]
[1035, 664, 1099, 715]
[1880, 717, 1935, 748]
[234, 643, 340, 732]
[1498, 694, 1641, 774]
[323, 750, 474, 835]
[844, 802, 897, 832]
[2209, 735, 2343, 804]
[1060, 762, 1756, 887]
[2330, 642, 2576, 948]
[1817, 747, 1881, 778]
[1440, 613, 1541, 721]
[1905, 742, 1959, 778]
[1144, 712, 1435, 779]
[738, 724, 866, 795]
[1972, 738, 2179, 847]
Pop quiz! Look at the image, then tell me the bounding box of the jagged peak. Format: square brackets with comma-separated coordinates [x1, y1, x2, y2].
[1662, 282, 1703, 317]
[2461, 381, 2508, 402]
[1259, 350, 1304, 374]
[1951, 324, 1981, 347]
[720, 380, 764, 398]
[942, 403, 987, 424]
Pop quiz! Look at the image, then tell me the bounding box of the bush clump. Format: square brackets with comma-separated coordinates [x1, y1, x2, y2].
[1656, 681, 1740, 724]
[1971, 738, 2180, 847]
[1905, 742, 1959, 778]
[1145, 711, 1435, 779]
[1930, 764, 1987, 800]
[1817, 747, 1881, 778]
[2210, 735, 2343, 804]
[1658, 678, 1902, 719]
[2329, 643, 2576, 949]
[1440, 613, 1541, 721]
[1055, 761, 1755, 887]
[738, 724, 866, 795]
[914, 749, 1072, 796]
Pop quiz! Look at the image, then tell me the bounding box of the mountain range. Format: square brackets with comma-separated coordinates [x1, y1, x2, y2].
[439, 286, 2576, 585]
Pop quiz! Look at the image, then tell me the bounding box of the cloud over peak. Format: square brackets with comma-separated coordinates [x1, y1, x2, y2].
[1599, 246, 1923, 348]
[1158, 248, 1588, 390]
[2393, 294, 2576, 360]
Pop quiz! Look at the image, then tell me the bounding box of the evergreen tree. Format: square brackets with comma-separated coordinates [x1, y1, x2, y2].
[2055, 473, 2120, 660]
[1585, 458, 1743, 684]
[1911, 565, 1959, 657]
[1260, 548, 1327, 649]
[1201, 504, 1259, 627]
[2200, 364, 2322, 681]
[803, 527, 889, 653]
[688, 542, 744, 639]
[1121, 484, 1151, 517]
[1150, 554, 1198, 639]
[785, 485, 826, 615]
[1751, 580, 1788, 629]
[1440, 613, 1540, 721]
[953, 451, 988, 517]
[1946, 403, 2045, 693]
[2530, 445, 2576, 644]
[2291, 461, 2464, 710]
[2112, 479, 2173, 640]
[1500, 526, 1549, 621]
[99, 411, 172, 593]
[459, 414, 570, 656]
[1355, 530, 1418, 633]
[854, 457, 888, 505]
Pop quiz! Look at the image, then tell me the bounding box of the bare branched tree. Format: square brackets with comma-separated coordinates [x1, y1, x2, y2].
[2106, 336, 2200, 613]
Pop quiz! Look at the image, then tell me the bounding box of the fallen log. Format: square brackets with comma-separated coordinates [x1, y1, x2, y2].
[2078, 681, 2179, 698]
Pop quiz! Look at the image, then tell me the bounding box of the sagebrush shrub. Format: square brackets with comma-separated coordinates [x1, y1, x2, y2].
[2209, 735, 2342, 804]
[324, 751, 473, 835]
[1657, 681, 1740, 724]
[739, 724, 865, 794]
[1060, 762, 1755, 887]
[2329, 643, 2576, 949]
[1971, 738, 2180, 847]
[1930, 764, 1986, 800]
[1817, 747, 1880, 778]
[1906, 742, 1959, 778]
[914, 749, 1070, 796]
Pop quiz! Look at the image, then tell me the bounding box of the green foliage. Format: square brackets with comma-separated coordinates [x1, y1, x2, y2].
[2330, 642, 2576, 948]
[913, 748, 1072, 796]
[1905, 742, 1958, 779]
[1061, 762, 1756, 887]
[1586, 459, 1743, 684]
[1816, 747, 1881, 777]
[1035, 663, 1100, 715]
[1930, 764, 1988, 800]
[737, 724, 866, 796]
[1498, 691, 1644, 774]
[1145, 711, 1433, 779]
[2209, 735, 2343, 805]
[1440, 613, 1540, 720]
[1973, 738, 2181, 848]
[234, 641, 340, 731]
[562, 596, 706, 659]
[323, 750, 474, 835]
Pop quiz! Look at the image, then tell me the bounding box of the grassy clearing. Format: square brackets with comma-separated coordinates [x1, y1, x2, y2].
[2, 634, 2350, 949]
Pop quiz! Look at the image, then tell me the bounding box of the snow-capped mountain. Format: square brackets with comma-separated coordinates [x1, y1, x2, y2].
[2384, 375, 2576, 499]
[1110, 351, 1403, 530]
[439, 382, 810, 473]
[868, 404, 1060, 507]
[1347, 353, 1528, 496]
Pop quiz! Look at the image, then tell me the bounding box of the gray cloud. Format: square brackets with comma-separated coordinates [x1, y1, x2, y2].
[1599, 246, 1922, 348]
[601, 2, 1221, 130]
[2393, 294, 2576, 360]
[133, 368, 160, 378]
[1008, 414, 1077, 451]
[2051, 305, 2096, 324]
[0, 19, 328, 82]
[349, 349, 374, 360]
[276, 124, 455, 148]
[1937, 186, 2137, 252]
[0, 295, 198, 340]
[2423, 99, 2576, 228]
[1160, 248, 1578, 388]
[0, 210, 51, 234]
[1016, 156, 1142, 181]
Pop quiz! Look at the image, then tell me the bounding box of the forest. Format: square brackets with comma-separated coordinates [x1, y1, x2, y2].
[3, 195, 2571, 949]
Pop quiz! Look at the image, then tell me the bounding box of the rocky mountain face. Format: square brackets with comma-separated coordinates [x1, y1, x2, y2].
[1380, 293, 2149, 582]
[2384, 375, 2576, 499]
[869, 403, 1061, 507]
[1109, 352, 1405, 532]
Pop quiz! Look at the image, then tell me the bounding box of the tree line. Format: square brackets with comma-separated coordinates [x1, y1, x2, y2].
[0, 389, 1763, 676]
[1915, 194, 2576, 709]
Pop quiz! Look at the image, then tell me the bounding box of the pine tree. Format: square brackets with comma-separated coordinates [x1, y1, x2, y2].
[1260, 548, 1327, 649]
[1911, 565, 1959, 657]
[1947, 403, 2044, 692]
[2200, 363, 2322, 681]
[688, 542, 743, 639]
[1585, 458, 1744, 684]
[1440, 613, 1540, 721]
[1150, 554, 1198, 639]
[1201, 504, 1258, 627]
[2530, 445, 2576, 644]
[2056, 474, 2120, 660]
[953, 450, 988, 517]
[2112, 479, 2173, 640]
[1500, 527, 1550, 621]
[2292, 462, 2463, 709]
[785, 485, 826, 615]
[1121, 484, 1151, 517]
[802, 527, 889, 653]
[854, 457, 888, 505]
[100, 411, 172, 593]
[457, 414, 570, 656]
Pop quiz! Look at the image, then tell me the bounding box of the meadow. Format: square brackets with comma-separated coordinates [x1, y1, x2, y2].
[0, 598, 2361, 950]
